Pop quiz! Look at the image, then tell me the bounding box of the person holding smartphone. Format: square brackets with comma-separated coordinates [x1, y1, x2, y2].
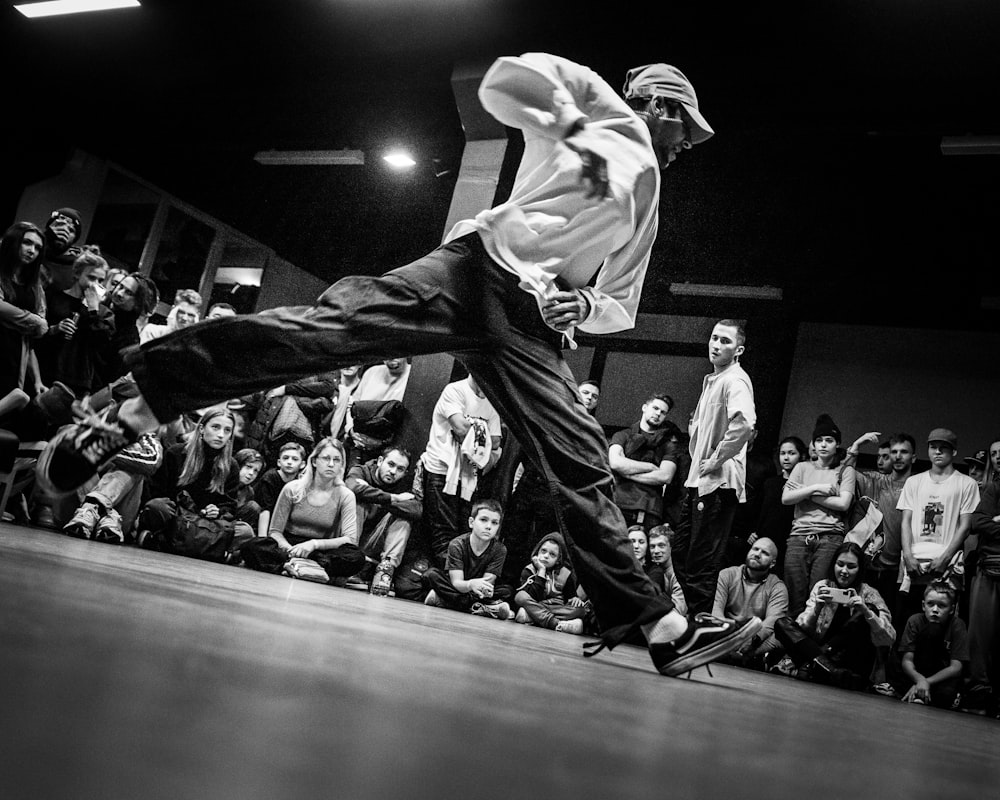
[770, 542, 895, 689]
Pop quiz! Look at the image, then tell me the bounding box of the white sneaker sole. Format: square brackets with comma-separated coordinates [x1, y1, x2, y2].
[657, 617, 763, 677]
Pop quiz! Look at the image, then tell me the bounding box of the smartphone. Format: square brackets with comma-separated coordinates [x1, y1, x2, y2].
[826, 587, 854, 604]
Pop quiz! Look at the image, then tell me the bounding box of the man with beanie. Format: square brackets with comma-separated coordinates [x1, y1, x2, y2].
[40, 53, 760, 677]
[42, 208, 84, 291]
[672, 320, 757, 615]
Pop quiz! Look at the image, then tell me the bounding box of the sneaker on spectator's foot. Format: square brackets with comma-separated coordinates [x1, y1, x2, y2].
[871, 681, 899, 698]
[63, 501, 101, 539]
[769, 655, 798, 677]
[960, 684, 991, 716]
[471, 600, 514, 620]
[92, 509, 124, 545]
[423, 589, 444, 607]
[514, 607, 530, 624]
[650, 614, 762, 678]
[555, 618, 585, 635]
[35, 381, 77, 424]
[369, 559, 394, 597]
[36, 405, 138, 497]
[907, 696, 927, 705]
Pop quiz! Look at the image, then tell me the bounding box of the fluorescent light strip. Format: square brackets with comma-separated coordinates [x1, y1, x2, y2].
[669, 282, 783, 300]
[15, 0, 140, 18]
[253, 149, 365, 166]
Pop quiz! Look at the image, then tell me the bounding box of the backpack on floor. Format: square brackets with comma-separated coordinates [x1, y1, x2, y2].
[167, 506, 236, 563]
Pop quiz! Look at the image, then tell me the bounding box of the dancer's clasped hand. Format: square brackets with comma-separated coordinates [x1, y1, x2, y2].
[542, 289, 589, 331]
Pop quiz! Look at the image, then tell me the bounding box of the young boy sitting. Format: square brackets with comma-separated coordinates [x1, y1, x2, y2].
[422, 498, 512, 619]
[254, 441, 306, 515]
[894, 581, 969, 709]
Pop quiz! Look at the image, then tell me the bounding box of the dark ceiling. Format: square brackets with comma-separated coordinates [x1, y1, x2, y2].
[3, 0, 999, 328]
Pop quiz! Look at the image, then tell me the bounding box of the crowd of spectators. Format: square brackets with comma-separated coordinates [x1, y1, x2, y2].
[2, 209, 998, 719]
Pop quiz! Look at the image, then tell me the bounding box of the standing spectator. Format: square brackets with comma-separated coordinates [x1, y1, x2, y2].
[352, 357, 410, 404]
[0, 222, 48, 434]
[345, 445, 423, 595]
[898, 428, 980, 623]
[40, 208, 84, 292]
[36, 245, 115, 398]
[578, 379, 600, 415]
[673, 319, 757, 615]
[712, 537, 788, 669]
[875, 441, 894, 476]
[139, 288, 201, 344]
[985, 437, 1000, 487]
[963, 478, 1000, 715]
[843, 431, 917, 627]
[781, 414, 857, 617]
[420, 374, 501, 566]
[747, 435, 808, 578]
[93, 271, 159, 392]
[608, 393, 682, 532]
[206, 303, 237, 320]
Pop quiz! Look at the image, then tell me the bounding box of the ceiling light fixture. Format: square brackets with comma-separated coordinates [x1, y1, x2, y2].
[940, 135, 1000, 156]
[383, 152, 416, 169]
[15, 0, 140, 18]
[253, 149, 364, 166]
[669, 282, 783, 300]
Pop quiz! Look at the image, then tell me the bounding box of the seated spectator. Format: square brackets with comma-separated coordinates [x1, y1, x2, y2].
[62, 429, 165, 544]
[139, 288, 202, 344]
[240, 438, 364, 582]
[232, 447, 265, 529]
[345, 445, 423, 595]
[608, 393, 681, 532]
[206, 302, 237, 320]
[513, 532, 591, 634]
[40, 207, 84, 292]
[134, 406, 242, 553]
[782, 413, 857, 616]
[628, 524, 649, 570]
[747, 435, 807, 578]
[254, 441, 307, 515]
[647, 524, 687, 615]
[712, 537, 788, 669]
[772, 542, 895, 690]
[889, 581, 969, 709]
[422, 498, 512, 619]
[36, 245, 114, 399]
[420, 373, 502, 565]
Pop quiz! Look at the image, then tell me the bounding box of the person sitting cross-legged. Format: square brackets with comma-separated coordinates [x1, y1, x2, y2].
[513, 531, 593, 635]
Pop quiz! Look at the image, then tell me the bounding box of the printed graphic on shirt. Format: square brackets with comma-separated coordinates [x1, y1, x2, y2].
[919, 502, 944, 543]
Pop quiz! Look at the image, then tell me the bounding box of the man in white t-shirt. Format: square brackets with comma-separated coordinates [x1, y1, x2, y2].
[421, 374, 502, 564]
[897, 427, 980, 621]
[353, 358, 411, 404]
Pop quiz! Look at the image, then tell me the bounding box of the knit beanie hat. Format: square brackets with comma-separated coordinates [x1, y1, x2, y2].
[48, 208, 82, 242]
[812, 413, 842, 443]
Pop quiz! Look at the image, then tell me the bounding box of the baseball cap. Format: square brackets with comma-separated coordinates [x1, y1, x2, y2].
[622, 63, 714, 144]
[965, 449, 987, 467]
[927, 428, 958, 448]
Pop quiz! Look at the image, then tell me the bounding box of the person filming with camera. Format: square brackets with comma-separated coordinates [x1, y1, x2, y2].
[770, 541, 895, 690]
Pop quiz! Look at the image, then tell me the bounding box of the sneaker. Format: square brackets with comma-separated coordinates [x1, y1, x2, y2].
[514, 607, 531, 624]
[92, 509, 124, 545]
[649, 614, 763, 678]
[769, 655, 798, 677]
[63, 501, 101, 539]
[471, 600, 514, 620]
[424, 589, 444, 607]
[369, 559, 394, 597]
[36, 404, 138, 496]
[960, 684, 991, 716]
[555, 618, 585, 635]
[871, 681, 899, 698]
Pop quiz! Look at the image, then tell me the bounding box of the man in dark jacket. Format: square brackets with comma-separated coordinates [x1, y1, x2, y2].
[346, 446, 422, 595]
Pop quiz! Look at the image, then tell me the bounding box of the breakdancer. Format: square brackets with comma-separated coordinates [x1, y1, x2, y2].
[38, 53, 760, 676]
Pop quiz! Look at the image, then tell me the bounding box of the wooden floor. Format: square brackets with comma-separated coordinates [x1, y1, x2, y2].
[1, 524, 997, 800]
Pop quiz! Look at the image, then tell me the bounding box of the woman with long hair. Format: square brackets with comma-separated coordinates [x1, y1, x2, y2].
[240, 437, 365, 582]
[136, 406, 241, 549]
[0, 222, 47, 401]
[772, 541, 895, 689]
